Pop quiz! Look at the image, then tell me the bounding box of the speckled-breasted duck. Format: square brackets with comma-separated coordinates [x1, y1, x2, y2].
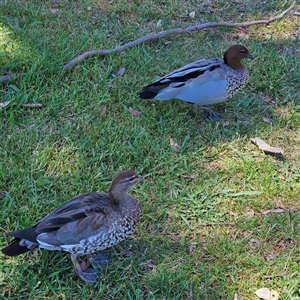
[2, 170, 144, 283]
[139, 45, 254, 119]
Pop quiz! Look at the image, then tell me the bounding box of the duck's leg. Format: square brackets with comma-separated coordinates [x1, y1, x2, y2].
[195, 105, 221, 120]
[78, 253, 110, 269]
[91, 253, 111, 268]
[203, 108, 221, 120]
[71, 254, 99, 283]
[201, 107, 221, 120]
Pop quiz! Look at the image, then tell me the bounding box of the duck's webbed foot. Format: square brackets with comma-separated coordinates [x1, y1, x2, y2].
[200, 106, 221, 121]
[71, 253, 111, 283]
[77, 268, 99, 283]
[193, 104, 221, 120]
[91, 253, 111, 268]
[71, 254, 99, 284]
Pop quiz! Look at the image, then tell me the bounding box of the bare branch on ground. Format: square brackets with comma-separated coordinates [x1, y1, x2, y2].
[1, 1, 296, 82]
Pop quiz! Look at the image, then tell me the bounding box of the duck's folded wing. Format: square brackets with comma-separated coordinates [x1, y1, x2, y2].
[35, 193, 113, 246]
[160, 58, 221, 81]
[3, 193, 111, 253]
[36, 212, 110, 246]
[139, 58, 224, 99]
[36, 192, 110, 232]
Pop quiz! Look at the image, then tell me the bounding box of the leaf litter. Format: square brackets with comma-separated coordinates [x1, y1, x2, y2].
[255, 288, 279, 300]
[250, 137, 284, 155]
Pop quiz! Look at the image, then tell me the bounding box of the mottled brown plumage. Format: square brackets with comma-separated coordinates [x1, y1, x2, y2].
[2, 170, 144, 283]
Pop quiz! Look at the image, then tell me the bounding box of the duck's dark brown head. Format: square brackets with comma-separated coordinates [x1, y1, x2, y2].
[109, 170, 144, 203]
[224, 45, 254, 70]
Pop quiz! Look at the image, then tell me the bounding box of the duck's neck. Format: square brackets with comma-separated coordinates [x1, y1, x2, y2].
[109, 188, 140, 215]
[224, 57, 246, 72]
[109, 187, 128, 204]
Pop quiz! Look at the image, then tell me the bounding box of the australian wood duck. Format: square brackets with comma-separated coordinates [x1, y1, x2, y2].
[2, 170, 144, 283]
[139, 45, 254, 119]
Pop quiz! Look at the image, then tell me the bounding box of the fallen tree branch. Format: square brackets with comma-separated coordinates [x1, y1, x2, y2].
[0, 100, 42, 108]
[200, 222, 235, 226]
[1, 1, 296, 82]
[1, 73, 27, 82]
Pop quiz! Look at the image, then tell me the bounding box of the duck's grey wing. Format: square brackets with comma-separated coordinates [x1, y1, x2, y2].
[35, 192, 109, 230]
[35, 192, 114, 246]
[139, 58, 223, 99]
[37, 210, 113, 247]
[4, 193, 112, 250]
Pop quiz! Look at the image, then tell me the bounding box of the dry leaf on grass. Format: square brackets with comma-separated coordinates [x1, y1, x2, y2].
[233, 293, 239, 300]
[188, 242, 197, 254]
[248, 238, 260, 247]
[128, 108, 141, 116]
[170, 137, 180, 151]
[263, 117, 272, 124]
[260, 94, 273, 103]
[255, 288, 279, 300]
[50, 8, 60, 13]
[273, 246, 281, 253]
[264, 251, 275, 262]
[140, 261, 156, 271]
[250, 137, 284, 155]
[189, 11, 196, 18]
[0, 101, 11, 107]
[181, 173, 195, 179]
[245, 209, 255, 217]
[114, 67, 126, 77]
[262, 208, 285, 215]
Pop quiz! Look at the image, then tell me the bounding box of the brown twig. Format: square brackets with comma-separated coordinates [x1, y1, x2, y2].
[200, 222, 235, 226]
[263, 272, 287, 279]
[1, 73, 27, 82]
[189, 279, 194, 299]
[0, 100, 42, 108]
[21, 103, 43, 108]
[1, 1, 296, 82]
[64, 1, 295, 70]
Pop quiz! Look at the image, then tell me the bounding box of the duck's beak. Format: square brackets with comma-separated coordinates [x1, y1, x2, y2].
[247, 53, 254, 59]
[137, 175, 145, 182]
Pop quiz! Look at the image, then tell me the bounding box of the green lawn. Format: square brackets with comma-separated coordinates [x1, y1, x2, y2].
[0, 0, 299, 299]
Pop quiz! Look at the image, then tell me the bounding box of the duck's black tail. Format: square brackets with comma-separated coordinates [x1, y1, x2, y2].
[138, 90, 157, 99]
[2, 227, 39, 256]
[2, 238, 32, 256]
[139, 81, 170, 99]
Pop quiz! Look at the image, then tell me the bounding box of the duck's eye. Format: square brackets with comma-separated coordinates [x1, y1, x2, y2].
[129, 176, 136, 182]
[240, 49, 244, 54]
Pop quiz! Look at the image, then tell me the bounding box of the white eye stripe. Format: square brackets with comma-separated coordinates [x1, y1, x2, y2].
[122, 176, 137, 183]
